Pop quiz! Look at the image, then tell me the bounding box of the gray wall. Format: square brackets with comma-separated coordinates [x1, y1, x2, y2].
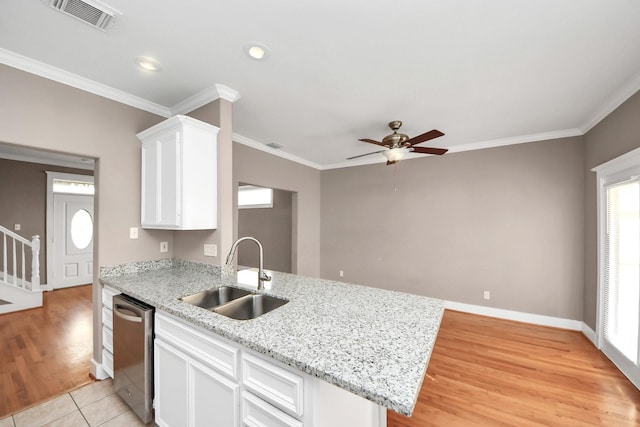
[320, 137, 585, 320]
[0, 64, 172, 268]
[0, 64, 170, 363]
[583, 90, 640, 329]
[233, 143, 321, 277]
[238, 188, 293, 273]
[0, 158, 93, 282]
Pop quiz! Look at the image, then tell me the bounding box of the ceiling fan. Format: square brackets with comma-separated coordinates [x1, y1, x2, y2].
[348, 121, 447, 165]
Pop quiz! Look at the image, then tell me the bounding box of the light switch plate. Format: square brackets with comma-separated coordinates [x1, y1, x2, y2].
[160, 241, 168, 253]
[14, 224, 21, 231]
[203, 244, 217, 257]
[129, 227, 139, 239]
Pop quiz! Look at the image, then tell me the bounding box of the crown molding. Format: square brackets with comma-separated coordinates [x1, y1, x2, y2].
[215, 84, 241, 103]
[235, 127, 585, 171]
[0, 150, 94, 170]
[445, 128, 584, 154]
[233, 133, 323, 170]
[0, 48, 172, 117]
[171, 83, 241, 115]
[579, 71, 640, 133]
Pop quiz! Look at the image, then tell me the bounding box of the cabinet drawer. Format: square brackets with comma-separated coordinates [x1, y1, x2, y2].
[155, 312, 239, 380]
[102, 306, 113, 330]
[241, 391, 302, 427]
[102, 327, 113, 353]
[102, 349, 114, 378]
[102, 286, 120, 310]
[242, 353, 304, 418]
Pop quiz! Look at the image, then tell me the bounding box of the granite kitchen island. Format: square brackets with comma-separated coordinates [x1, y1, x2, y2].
[100, 259, 444, 426]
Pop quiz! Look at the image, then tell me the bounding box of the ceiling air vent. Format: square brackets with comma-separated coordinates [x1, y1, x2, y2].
[47, 0, 121, 31]
[266, 142, 286, 150]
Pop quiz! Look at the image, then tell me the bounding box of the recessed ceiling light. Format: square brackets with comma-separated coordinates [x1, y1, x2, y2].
[244, 42, 270, 61]
[135, 56, 162, 72]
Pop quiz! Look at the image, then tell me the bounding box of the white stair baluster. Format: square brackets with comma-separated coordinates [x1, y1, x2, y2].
[3, 233, 6, 283]
[31, 235, 40, 290]
[12, 236, 17, 286]
[21, 241, 26, 288]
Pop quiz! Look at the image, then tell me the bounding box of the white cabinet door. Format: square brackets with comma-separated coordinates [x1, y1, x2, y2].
[141, 131, 180, 228]
[155, 337, 240, 427]
[138, 115, 219, 230]
[190, 358, 240, 427]
[155, 339, 189, 427]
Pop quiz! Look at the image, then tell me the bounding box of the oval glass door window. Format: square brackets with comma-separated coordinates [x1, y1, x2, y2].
[70, 209, 93, 249]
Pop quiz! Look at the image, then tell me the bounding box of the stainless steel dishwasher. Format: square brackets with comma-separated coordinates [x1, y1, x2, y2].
[112, 294, 154, 424]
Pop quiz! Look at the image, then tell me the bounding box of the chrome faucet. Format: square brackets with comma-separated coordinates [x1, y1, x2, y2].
[225, 237, 271, 290]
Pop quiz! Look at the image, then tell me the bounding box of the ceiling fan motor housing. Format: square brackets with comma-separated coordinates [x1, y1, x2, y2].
[382, 132, 409, 147]
[382, 120, 409, 147]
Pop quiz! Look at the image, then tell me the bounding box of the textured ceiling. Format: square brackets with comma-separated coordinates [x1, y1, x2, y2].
[1, 1, 640, 168]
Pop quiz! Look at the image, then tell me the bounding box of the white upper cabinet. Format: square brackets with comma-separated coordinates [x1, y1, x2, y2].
[137, 115, 219, 230]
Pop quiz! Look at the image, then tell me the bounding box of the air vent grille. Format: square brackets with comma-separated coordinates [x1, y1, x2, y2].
[266, 142, 286, 150]
[48, 0, 118, 31]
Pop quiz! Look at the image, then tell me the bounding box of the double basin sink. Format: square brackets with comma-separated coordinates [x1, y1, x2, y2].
[180, 286, 288, 320]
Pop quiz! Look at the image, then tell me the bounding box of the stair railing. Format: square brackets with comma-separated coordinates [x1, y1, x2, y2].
[0, 225, 40, 291]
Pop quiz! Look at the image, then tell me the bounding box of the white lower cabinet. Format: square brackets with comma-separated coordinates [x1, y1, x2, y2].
[191, 358, 240, 427]
[154, 312, 386, 427]
[155, 339, 240, 427]
[154, 339, 189, 427]
[100, 286, 120, 379]
[154, 314, 240, 427]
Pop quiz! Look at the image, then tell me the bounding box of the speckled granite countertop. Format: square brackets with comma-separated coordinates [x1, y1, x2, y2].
[99, 260, 444, 416]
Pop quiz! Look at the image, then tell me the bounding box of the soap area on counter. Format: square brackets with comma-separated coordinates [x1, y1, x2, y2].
[99, 258, 444, 426]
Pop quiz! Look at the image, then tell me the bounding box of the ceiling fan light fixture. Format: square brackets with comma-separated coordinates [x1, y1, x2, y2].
[383, 147, 408, 163]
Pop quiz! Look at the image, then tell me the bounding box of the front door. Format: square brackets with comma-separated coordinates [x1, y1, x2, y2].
[52, 194, 94, 288]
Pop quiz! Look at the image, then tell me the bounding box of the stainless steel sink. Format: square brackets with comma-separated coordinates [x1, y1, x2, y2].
[180, 286, 252, 310]
[213, 294, 289, 320]
[180, 286, 288, 320]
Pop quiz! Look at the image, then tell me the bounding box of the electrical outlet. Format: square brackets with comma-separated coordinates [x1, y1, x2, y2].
[160, 241, 168, 253]
[14, 224, 21, 231]
[129, 227, 139, 239]
[339, 270, 344, 277]
[203, 244, 217, 257]
[483, 291, 491, 300]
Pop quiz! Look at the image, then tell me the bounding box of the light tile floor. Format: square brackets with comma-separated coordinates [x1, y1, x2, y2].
[0, 379, 151, 427]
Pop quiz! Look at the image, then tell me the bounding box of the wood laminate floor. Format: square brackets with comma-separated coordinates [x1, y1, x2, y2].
[388, 310, 640, 426]
[0, 285, 94, 418]
[2, 288, 639, 425]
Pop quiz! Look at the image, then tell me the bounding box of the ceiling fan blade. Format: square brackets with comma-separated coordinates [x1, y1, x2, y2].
[346, 149, 386, 160]
[405, 130, 444, 147]
[358, 138, 386, 147]
[411, 146, 448, 155]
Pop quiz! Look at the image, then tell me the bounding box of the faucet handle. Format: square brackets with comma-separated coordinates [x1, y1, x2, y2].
[260, 271, 271, 282]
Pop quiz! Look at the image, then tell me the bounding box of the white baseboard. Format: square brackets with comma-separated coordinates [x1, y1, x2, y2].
[90, 358, 109, 380]
[444, 300, 583, 331]
[581, 322, 597, 346]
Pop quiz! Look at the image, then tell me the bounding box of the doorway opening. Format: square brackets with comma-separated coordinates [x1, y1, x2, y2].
[237, 184, 295, 273]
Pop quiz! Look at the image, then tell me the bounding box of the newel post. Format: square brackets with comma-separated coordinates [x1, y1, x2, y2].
[30, 235, 40, 291]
